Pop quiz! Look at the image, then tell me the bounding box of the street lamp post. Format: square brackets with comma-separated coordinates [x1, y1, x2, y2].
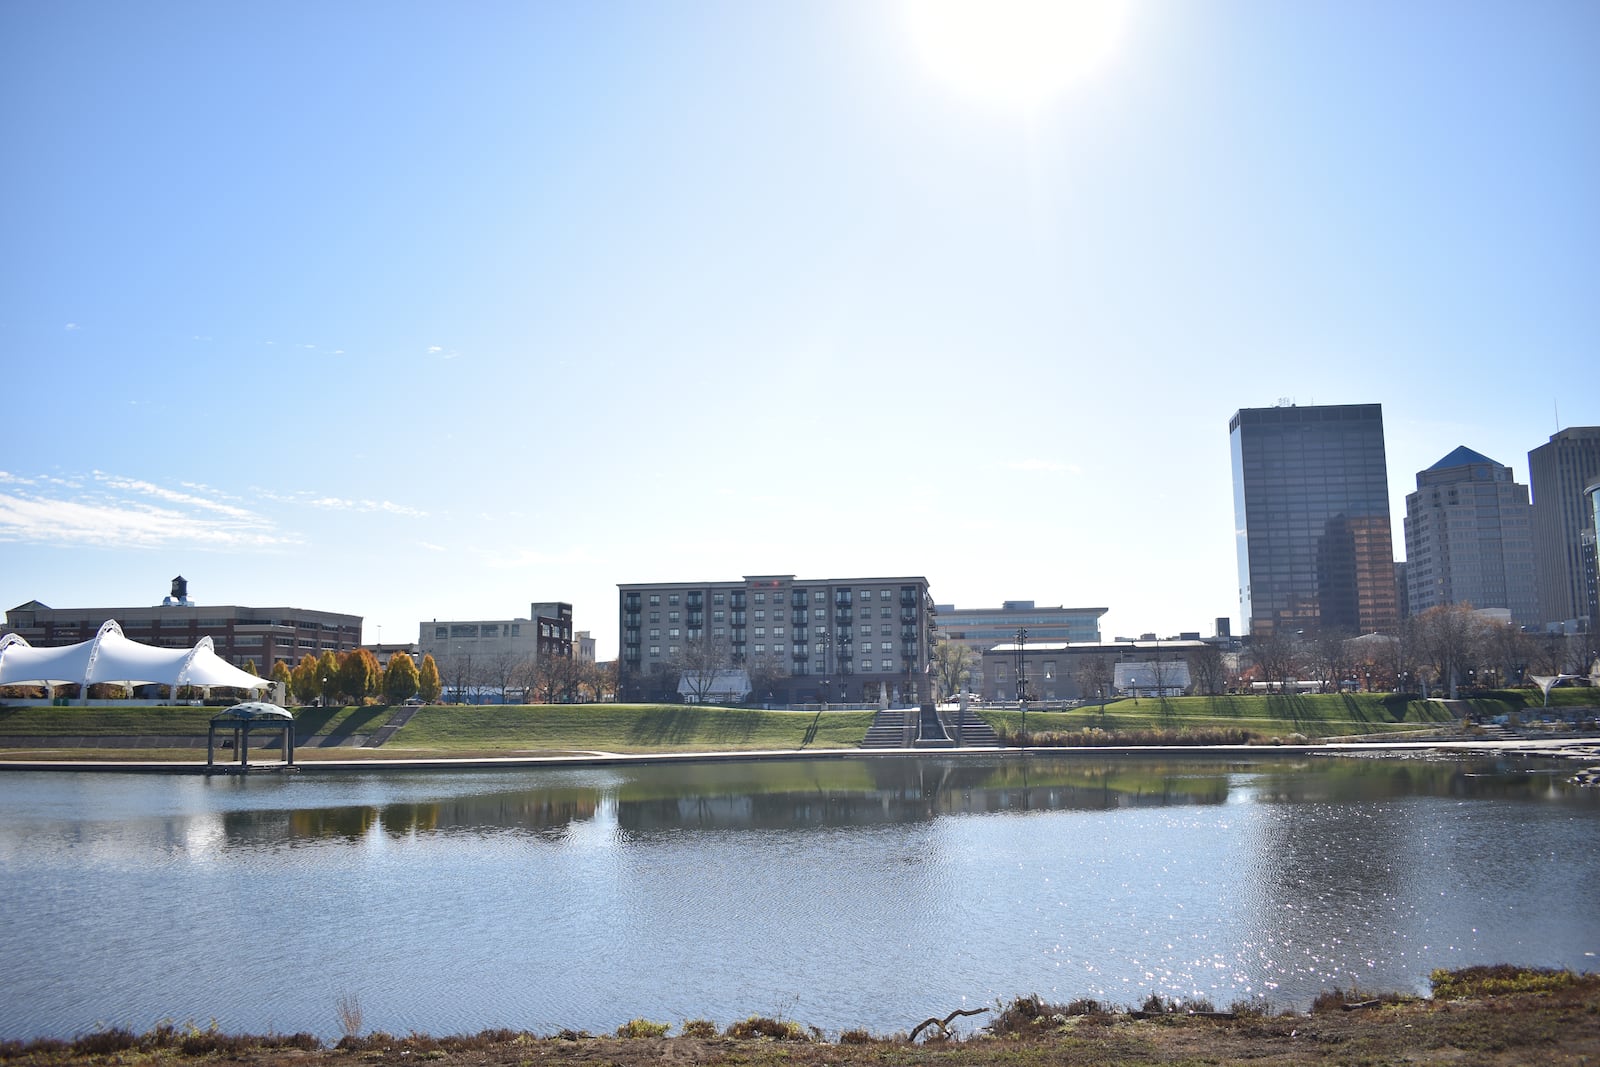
[1014, 627, 1028, 748]
[819, 628, 831, 706]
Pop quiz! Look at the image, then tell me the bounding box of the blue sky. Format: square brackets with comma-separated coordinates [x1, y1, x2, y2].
[3, 0, 1597, 657]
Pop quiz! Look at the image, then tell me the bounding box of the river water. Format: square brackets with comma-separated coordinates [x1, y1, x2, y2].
[1, 752, 1597, 1040]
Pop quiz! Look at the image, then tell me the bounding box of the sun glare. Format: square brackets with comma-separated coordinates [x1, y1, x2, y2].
[903, 0, 1131, 112]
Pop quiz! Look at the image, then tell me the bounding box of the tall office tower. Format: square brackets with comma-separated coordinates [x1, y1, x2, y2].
[1403, 447, 1538, 626]
[1528, 427, 1600, 629]
[1230, 403, 1398, 637]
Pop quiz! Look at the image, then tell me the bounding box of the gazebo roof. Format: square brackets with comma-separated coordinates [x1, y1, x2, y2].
[212, 701, 293, 722]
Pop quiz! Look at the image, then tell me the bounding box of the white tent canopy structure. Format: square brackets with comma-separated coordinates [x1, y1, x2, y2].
[0, 620, 271, 696]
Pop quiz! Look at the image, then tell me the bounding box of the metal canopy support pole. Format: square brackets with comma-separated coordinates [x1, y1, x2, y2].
[239, 723, 249, 768]
[207, 723, 215, 767]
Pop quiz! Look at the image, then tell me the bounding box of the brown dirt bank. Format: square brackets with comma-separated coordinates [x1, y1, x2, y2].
[5, 968, 1598, 1067]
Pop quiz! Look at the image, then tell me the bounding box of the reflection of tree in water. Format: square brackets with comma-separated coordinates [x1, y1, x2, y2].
[379, 791, 598, 837]
[221, 806, 377, 843]
[612, 758, 1235, 831]
[219, 789, 602, 844]
[1246, 755, 1594, 805]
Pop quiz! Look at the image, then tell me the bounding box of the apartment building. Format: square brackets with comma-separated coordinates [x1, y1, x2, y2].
[618, 574, 935, 705]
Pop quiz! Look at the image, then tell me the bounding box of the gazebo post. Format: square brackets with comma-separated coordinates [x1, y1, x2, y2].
[285, 723, 295, 765]
[207, 723, 215, 767]
[239, 723, 249, 767]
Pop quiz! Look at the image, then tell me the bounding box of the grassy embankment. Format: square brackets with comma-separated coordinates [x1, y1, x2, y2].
[0, 688, 1591, 761]
[0, 704, 876, 761]
[983, 690, 1461, 744]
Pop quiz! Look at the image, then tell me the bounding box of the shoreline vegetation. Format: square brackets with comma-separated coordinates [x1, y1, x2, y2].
[2, 690, 1594, 764]
[2, 967, 1596, 1066]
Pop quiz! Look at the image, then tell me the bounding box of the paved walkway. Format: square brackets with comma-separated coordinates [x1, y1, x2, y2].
[1, 736, 1597, 776]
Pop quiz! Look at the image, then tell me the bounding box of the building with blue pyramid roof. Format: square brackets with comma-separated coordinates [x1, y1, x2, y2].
[1403, 446, 1539, 626]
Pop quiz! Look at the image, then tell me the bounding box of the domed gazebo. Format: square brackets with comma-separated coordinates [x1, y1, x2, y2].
[207, 701, 296, 770]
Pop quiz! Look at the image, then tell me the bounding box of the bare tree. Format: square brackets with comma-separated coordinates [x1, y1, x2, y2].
[445, 649, 479, 703]
[1382, 615, 1424, 692]
[533, 653, 586, 703]
[931, 638, 977, 701]
[1416, 604, 1486, 699]
[1303, 627, 1354, 693]
[745, 649, 788, 706]
[482, 648, 529, 704]
[1249, 630, 1301, 692]
[581, 660, 618, 703]
[674, 631, 734, 703]
[1481, 621, 1535, 688]
[1076, 655, 1114, 707]
[1189, 644, 1226, 696]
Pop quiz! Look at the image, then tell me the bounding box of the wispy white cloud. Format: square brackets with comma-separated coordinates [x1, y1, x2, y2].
[427, 345, 461, 360]
[255, 488, 427, 518]
[418, 541, 448, 552]
[0, 473, 296, 549]
[95, 472, 260, 520]
[64, 322, 80, 331]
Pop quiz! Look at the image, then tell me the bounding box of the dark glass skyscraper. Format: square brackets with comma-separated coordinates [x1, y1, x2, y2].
[1230, 403, 1398, 638]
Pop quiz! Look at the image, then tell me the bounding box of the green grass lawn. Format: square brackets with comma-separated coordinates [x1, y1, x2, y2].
[981, 691, 1460, 741]
[0, 703, 397, 740]
[388, 704, 878, 753]
[0, 687, 1593, 760]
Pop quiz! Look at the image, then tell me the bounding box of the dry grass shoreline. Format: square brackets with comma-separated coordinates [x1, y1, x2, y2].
[4, 968, 1597, 1067]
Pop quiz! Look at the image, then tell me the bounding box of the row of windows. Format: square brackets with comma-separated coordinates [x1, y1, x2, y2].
[637, 587, 911, 608]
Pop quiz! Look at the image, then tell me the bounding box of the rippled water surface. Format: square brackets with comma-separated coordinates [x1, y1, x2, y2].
[1, 753, 1597, 1040]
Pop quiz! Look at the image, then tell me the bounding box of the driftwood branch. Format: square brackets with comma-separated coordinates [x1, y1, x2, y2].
[909, 1007, 988, 1042]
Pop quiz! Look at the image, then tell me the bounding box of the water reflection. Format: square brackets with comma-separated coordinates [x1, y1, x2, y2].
[194, 758, 1256, 844]
[0, 753, 1595, 1042]
[196, 755, 1594, 845]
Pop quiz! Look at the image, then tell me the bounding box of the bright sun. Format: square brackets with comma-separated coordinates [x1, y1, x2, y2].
[903, 0, 1131, 112]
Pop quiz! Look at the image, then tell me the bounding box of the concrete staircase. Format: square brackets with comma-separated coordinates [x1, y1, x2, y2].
[364, 704, 423, 747]
[940, 709, 1001, 748]
[860, 709, 915, 749]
